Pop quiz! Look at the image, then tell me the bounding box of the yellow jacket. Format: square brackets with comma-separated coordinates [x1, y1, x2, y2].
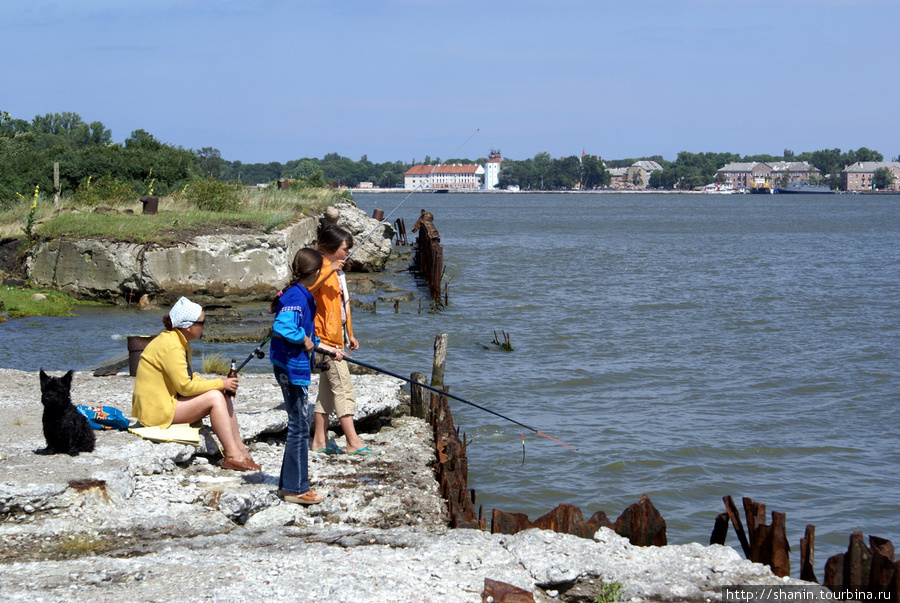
[131, 328, 223, 428]
[312, 257, 354, 348]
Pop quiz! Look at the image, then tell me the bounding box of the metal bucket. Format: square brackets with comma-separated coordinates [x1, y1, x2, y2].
[127, 335, 156, 377]
[372, 208, 384, 221]
[140, 196, 158, 214]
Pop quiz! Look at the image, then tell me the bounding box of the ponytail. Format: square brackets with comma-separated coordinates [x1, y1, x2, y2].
[270, 248, 323, 313]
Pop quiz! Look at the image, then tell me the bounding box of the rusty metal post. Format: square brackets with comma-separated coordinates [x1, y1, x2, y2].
[613, 493, 667, 547]
[800, 524, 818, 583]
[710, 512, 729, 546]
[724, 496, 752, 559]
[770, 511, 790, 578]
[481, 578, 535, 603]
[845, 531, 872, 587]
[869, 536, 894, 588]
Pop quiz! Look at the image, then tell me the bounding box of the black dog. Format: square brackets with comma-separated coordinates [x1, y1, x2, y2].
[38, 369, 95, 456]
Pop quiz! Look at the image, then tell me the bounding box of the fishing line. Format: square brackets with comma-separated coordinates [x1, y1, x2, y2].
[345, 128, 481, 261]
[238, 130, 481, 372]
[315, 347, 578, 451]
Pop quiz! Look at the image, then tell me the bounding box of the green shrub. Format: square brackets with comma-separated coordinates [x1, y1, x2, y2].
[593, 581, 624, 603]
[184, 177, 242, 212]
[71, 174, 136, 206]
[201, 352, 230, 375]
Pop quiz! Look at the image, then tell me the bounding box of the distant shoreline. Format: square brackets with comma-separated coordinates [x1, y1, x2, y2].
[349, 188, 703, 194]
[350, 188, 899, 195]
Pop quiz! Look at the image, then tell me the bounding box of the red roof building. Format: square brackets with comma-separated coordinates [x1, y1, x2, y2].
[404, 164, 485, 190]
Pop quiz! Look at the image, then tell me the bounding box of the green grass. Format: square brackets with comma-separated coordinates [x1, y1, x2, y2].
[35, 209, 299, 243]
[201, 352, 230, 375]
[593, 581, 624, 603]
[56, 533, 108, 555]
[0, 185, 348, 242]
[0, 286, 104, 318]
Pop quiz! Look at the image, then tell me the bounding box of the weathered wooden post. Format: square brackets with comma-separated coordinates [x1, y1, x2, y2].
[431, 333, 448, 387]
[409, 371, 428, 421]
[53, 162, 60, 205]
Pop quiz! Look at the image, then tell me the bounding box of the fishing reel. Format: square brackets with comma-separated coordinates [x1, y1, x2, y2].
[314, 359, 330, 372]
[254, 350, 266, 359]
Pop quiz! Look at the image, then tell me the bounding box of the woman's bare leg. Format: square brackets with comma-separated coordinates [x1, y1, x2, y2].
[174, 391, 249, 458]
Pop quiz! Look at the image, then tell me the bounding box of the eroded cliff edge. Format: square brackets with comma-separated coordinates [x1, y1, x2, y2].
[25, 201, 392, 304]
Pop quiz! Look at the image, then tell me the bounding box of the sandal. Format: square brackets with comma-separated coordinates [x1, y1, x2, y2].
[221, 456, 255, 472]
[241, 456, 261, 470]
[346, 446, 378, 456]
[312, 445, 344, 455]
[281, 490, 324, 505]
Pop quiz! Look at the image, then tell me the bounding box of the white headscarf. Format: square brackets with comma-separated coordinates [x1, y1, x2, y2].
[169, 296, 203, 329]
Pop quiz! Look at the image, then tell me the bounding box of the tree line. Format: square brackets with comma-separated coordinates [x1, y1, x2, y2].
[1, 110, 891, 207]
[219, 147, 890, 191]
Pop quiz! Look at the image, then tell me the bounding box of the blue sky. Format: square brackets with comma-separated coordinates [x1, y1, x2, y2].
[3, 0, 897, 164]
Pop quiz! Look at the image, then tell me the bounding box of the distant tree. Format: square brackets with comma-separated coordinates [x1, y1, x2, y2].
[27, 112, 111, 151]
[631, 170, 644, 188]
[125, 129, 163, 151]
[581, 155, 608, 189]
[497, 161, 534, 190]
[806, 148, 843, 177]
[784, 148, 794, 158]
[847, 147, 883, 164]
[290, 159, 321, 180]
[197, 147, 222, 179]
[873, 167, 895, 190]
[532, 152, 552, 190]
[551, 156, 581, 189]
[379, 170, 398, 188]
[775, 170, 791, 188]
[307, 170, 327, 188]
[0, 110, 29, 137]
[648, 170, 664, 188]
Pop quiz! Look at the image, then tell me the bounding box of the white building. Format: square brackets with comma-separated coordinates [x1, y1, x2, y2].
[484, 149, 501, 190]
[404, 164, 485, 190]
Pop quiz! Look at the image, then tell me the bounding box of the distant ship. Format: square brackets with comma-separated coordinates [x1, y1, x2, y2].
[775, 182, 836, 194]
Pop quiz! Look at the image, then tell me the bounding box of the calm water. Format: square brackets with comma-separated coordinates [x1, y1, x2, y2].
[3, 191, 898, 576]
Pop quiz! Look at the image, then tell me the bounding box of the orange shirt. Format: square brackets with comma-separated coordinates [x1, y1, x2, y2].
[311, 257, 354, 348]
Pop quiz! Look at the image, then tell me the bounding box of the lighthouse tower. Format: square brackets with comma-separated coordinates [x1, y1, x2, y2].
[484, 149, 501, 190]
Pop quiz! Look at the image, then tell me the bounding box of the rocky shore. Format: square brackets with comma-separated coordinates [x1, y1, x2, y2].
[0, 368, 824, 602]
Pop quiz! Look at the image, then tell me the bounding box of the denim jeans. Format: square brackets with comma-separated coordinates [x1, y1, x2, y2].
[274, 366, 311, 495]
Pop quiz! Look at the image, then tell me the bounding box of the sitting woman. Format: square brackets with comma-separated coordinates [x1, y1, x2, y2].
[131, 296, 259, 472]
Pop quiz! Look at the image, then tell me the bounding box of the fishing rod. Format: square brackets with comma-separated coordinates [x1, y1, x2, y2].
[315, 347, 578, 451]
[235, 331, 271, 373]
[345, 128, 481, 262]
[234, 253, 345, 373]
[238, 130, 482, 372]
